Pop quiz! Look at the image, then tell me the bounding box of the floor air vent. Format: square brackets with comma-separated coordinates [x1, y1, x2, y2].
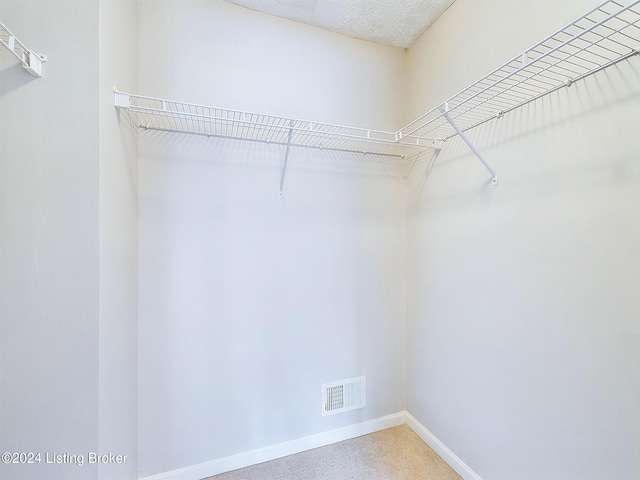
[321, 376, 366, 416]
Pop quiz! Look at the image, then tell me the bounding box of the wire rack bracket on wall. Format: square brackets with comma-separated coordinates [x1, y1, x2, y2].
[113, 89, 425, 158]
[115, 0, 640, 191]
[114, 89, 425, 195]
[0, 20, 46, 77]
[399, 0, 640, 144]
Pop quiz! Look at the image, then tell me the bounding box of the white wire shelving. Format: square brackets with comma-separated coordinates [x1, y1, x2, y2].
[0, 20, 46, 77]
[115, 0, 640, 189]
[399, 0, 640, 142]
[114, 90, 424, 159]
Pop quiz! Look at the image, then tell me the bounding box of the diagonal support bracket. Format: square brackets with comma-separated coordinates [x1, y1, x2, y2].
[0, 21, 47, 77]
[440, 103, 498, 185]
[279, 120, 295, 197]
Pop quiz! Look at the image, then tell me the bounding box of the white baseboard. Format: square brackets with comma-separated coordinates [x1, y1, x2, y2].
[139, 412, 482, 480]
[139, 412, 406, 480]
[405, 412, 483, 480]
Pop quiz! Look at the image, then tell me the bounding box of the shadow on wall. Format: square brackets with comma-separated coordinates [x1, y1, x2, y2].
[408, 58, 640, 214]
[116, 107, 139, 189]
[0, 63, 39, 96]
[118, 110, 427, 183]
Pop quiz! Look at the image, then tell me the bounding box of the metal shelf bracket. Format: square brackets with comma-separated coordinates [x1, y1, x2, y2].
[114, 88, 131, 108]
[0, 21, 46, 77]
[279, 120, 295, 197]
[439, 103, 498, 186]
[400, 0, 640, 186]
[111, 0, 640, 191]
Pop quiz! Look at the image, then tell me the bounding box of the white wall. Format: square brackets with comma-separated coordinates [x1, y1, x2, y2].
[98, 0, 138, 479]
[137, 0, 405, 131]
[0, 1, 100, 479]
[4, 2, 637, 479]
[136, 1, 407, 477]
[139, 1, 406, 476]
[406, 1, 640, 479]
[405, 0, 592, 123]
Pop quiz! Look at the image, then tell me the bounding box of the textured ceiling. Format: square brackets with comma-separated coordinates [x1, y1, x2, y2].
[224, 0, 456, 48]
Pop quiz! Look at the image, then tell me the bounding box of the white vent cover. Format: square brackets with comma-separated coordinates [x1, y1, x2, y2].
[321, 376, 366, 416]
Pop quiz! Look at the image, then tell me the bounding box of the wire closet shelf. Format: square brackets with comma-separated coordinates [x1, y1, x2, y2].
[0, 20, 46, 77]
[115, 91, 423, 159]
[399, 0, 640, 141]
[115, 0, 640, 162]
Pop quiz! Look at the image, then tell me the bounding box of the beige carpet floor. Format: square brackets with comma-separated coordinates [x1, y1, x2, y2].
[205, 424, 462, 480]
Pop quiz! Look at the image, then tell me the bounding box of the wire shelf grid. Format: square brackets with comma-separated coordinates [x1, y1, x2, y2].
[115, 0, 640, 163]
[0, 20, 45, 76]
[123, 93, 424, 159]
[399, 0, 640, 140]
[0, 21, 30, 65]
